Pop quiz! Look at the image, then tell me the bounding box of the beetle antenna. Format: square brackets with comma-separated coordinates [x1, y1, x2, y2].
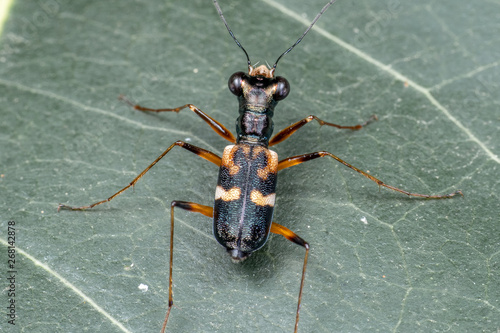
[273, 0, 338, 71]
[213, 0, 252, 69]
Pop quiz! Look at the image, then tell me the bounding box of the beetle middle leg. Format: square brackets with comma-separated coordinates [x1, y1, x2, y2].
[58, 141, 221, 211]
[278, 151, 463, 199]
[161, 201, 214, 333]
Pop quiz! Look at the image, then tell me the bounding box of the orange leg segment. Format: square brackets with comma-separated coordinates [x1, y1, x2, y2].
[269, 114, 377, 147]
[119, 95, 236, 143]
[278, 151, 462, 199]
[270, 222, 309, 333]
[161, 201, 213, 333]
[58, 141, 221, 211]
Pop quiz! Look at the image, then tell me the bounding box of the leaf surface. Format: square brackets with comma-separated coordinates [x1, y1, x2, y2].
[1, 0, 499, 332]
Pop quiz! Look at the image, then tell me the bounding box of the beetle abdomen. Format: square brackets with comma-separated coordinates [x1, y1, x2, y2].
[213, 144, 278, 261]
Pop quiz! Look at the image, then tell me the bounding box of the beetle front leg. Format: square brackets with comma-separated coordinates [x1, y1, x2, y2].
[119, 96, 236, 143]
[269, 114, 377, 146]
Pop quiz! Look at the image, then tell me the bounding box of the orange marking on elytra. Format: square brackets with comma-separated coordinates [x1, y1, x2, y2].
[250, 190, 276, 207]
[215, 186, 241, 201]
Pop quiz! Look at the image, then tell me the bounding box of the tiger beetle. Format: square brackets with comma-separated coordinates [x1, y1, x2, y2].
[59, 0, 463, 332]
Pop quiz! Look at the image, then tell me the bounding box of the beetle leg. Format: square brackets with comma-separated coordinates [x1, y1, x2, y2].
[161, 201, 213, 333]
[58, 141, 221, 211]
[278, 151, 462, 199]
[270, 222, 309, 333]
[120, 96, 236, 143]
[269, 114, 377, 146]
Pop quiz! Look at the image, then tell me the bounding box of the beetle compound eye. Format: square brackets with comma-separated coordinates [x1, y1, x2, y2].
[274, 76, 290, 101]
[228, 72, 244, 96]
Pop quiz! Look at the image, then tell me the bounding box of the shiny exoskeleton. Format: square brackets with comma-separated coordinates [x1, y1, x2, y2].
[59, 1, 462, 332]
[214, 67, 287, 261]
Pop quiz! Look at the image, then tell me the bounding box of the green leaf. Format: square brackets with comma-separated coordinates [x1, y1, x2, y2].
[1, 0, 498, 332]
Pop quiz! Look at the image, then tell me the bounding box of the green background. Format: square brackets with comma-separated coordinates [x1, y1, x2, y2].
[1, 0, 499, 332]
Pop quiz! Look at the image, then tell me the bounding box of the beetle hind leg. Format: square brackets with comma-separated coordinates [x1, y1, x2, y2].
[161, 201, 213, 333]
